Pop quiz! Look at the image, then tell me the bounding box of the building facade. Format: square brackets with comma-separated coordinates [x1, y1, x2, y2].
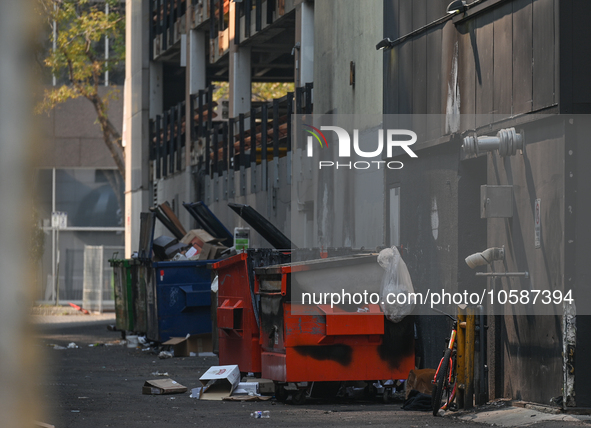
[125, 0, 591, 407]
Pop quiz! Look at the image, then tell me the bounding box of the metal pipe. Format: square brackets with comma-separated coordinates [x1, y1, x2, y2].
[475, 272, 529, 278]
[462, 127, 523, 157]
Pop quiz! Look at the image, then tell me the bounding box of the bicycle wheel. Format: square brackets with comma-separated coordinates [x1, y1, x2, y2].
[432, 348, 452, 416]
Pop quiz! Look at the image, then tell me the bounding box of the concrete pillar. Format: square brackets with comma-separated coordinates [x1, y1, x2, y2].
[124, 0, 151, 257]
[189, 30, 207, 95]
[229, 1, 251, 117]
[296, 0, 314, 87]
[149, 61, 163, 118]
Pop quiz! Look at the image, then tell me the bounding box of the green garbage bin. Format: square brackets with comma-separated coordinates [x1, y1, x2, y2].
[132, 261, 149, 334]
[109, 258, 134, 332]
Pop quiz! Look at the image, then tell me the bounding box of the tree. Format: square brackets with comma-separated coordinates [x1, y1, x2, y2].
[35, 0, 126, 181]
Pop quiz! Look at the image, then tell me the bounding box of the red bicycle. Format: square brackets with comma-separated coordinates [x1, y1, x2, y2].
[431, 309, 458, 416]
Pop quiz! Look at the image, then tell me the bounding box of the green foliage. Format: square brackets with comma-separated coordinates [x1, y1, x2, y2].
[213, 82, 295, 103]
[36, 0, 125, 113]
[35, 0, 126, 178]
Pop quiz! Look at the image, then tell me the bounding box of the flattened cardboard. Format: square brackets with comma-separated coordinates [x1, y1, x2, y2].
[181, 229, 219, 248]
[162, 334, 213, 357]
[142, 379, 187, 395]
[199, 365, 240, 400]
[223, 395, 272, 402]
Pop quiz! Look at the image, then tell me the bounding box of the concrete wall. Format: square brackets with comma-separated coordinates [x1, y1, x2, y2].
[314, 0, 383, 116]
[124, 0, 152, 257]
[38, 87, 123, 169]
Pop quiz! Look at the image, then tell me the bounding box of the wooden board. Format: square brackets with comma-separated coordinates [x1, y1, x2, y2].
[532, 0, 555, 110]
[493, 2, 513, 116]
[512, 0, 533, 115]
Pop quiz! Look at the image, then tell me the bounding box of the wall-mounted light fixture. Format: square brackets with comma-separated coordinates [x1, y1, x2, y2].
[463, 127, 524, 157]
[465, 247, 504, 269]
[375, 38, 394, 51]
[447, 0, 467, 14]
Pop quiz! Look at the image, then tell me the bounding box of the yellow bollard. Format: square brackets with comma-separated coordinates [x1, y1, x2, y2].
[465, 307, 476, 410]
[456, 310, 466, 409]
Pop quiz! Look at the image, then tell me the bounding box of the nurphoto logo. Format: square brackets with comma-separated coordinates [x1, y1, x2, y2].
[303, 125, 418, 170]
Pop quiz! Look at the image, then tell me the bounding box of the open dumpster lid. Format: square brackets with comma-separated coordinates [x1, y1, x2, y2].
[183, 201, 233, 245]
[138, 212, 156, 262]
[228, 203, 297, 250]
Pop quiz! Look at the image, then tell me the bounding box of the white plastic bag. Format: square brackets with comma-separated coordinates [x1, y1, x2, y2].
[378, 246, 415, 322]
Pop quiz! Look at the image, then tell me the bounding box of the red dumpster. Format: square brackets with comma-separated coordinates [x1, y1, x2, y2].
[254, 254, 415, 401]
[211, 249, 290, 374]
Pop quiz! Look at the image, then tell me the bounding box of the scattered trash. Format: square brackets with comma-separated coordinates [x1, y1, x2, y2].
[224, 395, 272, 402]
[250, 411, 270, 419]
[158, 351, 173, 359]
[67, 342, 78, 349]
[52, 345, 66, 350]
[162, 334, 212, 357]
[138, 336, 147, 345]
[106, 324, 118, 331]
[189, 352, 197, 357]
[190, 387, 203, 399]
[126, 335, 139, 348]
[169, 397, 176, 400]
[68, 302, 89, 314]
[233, 382, 260, 396]
[142, 379, 187, 395]
[198, 365, 241, 400]
[151, 372, 169, 376]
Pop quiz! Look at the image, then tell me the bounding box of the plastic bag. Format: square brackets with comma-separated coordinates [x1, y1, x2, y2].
[378, 246, 415, 323]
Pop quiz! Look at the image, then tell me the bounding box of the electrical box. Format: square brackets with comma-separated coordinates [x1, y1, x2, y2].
[481, 185, 513, 218]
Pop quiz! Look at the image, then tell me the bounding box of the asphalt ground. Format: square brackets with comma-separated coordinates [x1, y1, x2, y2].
[33, 314, 591, 428]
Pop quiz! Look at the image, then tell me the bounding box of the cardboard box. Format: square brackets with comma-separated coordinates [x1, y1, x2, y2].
[246, 378, 275, 395]
[233, 382, 259, 396]
[199, 365, 240, 400]
[142, 379, 187, 395]
[162, 334, 213, 357]
[198, 243, 228, 260]
[181, 229, 218, 249]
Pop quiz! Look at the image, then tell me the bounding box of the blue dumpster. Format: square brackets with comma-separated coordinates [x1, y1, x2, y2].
[147, 260, 217, 342]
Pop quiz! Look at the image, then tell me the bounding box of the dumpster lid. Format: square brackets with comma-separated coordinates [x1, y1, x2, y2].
[183, 202, 233, 245]
[228, 203, 297, 250]
[138, 212, 156, 262]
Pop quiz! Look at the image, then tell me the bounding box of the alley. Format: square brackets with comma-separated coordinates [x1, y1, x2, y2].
[33, 314, 589, 428]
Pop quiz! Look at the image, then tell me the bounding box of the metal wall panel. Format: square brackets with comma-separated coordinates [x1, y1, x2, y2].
[512, 0, 533, 114]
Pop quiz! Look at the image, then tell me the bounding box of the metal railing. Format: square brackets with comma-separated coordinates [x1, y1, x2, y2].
[150, 0, 188, 59]
[150, 101, 187, 179]
[149, 83, 313, 183]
